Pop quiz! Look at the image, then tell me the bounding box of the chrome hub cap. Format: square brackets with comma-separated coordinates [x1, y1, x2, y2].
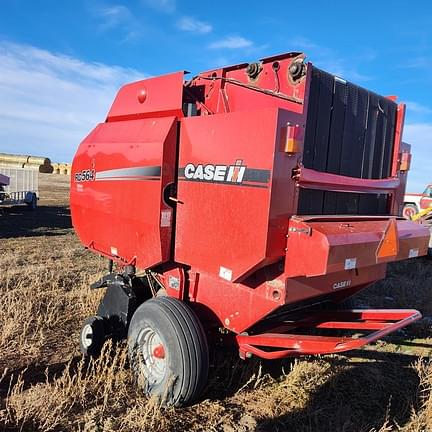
[81, 323, 94, 349]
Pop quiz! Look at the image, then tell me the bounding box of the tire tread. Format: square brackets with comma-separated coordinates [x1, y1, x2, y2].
[128, 297, 208, 407]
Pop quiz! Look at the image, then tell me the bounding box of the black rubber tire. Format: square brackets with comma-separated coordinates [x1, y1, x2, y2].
[128, 297, 209, 407]
[79, 315, 106, 357]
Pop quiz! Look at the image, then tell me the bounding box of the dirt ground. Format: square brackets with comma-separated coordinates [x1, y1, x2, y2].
[1, 174, 432, 432]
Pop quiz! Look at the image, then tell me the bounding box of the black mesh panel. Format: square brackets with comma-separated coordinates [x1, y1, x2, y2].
[298, 66, 396, 216]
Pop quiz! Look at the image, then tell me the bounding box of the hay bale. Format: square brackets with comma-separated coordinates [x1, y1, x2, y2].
[38, 163, 54, 174]
[20, 163, 40, 170]
[0, 153, 29, 164]
[58, 163, 72, 175]
[27, 156, 51, 166]
[52, 163, 61, 174]
[0, 161, 26, 169]
[0, 153, 53, 173]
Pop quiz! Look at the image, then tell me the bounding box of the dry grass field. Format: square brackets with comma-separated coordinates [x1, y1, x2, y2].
[1, 174, 432, 432]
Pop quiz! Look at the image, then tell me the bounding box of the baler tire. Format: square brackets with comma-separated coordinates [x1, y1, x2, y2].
[127, 297, 209, 407]
[79, 315, 105, 357]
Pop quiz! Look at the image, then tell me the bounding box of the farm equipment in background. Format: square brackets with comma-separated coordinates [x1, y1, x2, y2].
[70, 52, 430, 407]
[0, 167, 38, 209]
[403, 185, 432, 256]
[403, 184, 432, 219]
[411, 207, 432, 257]
[0, 172, 10, 204]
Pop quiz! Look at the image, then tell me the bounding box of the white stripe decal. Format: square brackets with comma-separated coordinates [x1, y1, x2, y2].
[95, 166, 161, 180]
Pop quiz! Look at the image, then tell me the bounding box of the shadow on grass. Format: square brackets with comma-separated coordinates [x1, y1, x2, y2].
[206, 347, 423, 432]
[0, 342, 426, 431]
[0, 205, 72, 239]
[0, 356, 82, 399]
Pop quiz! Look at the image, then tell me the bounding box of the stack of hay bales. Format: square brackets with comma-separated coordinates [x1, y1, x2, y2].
[0, 153, 72, 175]
[52, 162, 72, 175]
[0, 153, 54, 173]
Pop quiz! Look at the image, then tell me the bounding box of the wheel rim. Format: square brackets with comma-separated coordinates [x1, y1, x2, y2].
[403, 207, 416, 219]
[137, 327, 166, 386]
[81, 323, 94, 349]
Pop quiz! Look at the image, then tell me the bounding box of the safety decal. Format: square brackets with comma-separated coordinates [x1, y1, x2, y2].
[219, 266, 233, 281]
[408, 248, 419, 258]
[344, 258, 357, 270]
[160, 209, 172, 227]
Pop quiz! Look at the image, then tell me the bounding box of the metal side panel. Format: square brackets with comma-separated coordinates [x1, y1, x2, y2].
[70, 116, 178, 269]
[107, 71, 185, 121]
[285, 216, 430, 278]
[175, 108, 281, 282]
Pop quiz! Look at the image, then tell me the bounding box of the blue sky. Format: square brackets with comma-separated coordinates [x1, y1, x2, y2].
[0, 0, 431, 191]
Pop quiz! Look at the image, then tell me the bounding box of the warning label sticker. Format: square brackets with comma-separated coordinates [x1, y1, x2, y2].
[219, 266, 233, 281]
[344, 258, 357, 270]
[408, 248, 419, 258]
[160, 209, 172, 227]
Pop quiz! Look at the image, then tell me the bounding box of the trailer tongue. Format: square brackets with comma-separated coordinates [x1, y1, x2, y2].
[70, 52, 430, 407]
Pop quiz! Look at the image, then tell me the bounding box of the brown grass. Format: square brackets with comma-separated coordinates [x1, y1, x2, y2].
[0, 174, 431, 431]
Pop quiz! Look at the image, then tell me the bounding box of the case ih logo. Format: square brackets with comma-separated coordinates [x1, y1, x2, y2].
[184, 160, 246, 184]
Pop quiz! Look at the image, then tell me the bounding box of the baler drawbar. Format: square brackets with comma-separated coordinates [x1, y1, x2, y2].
[70, 52, 430, 407]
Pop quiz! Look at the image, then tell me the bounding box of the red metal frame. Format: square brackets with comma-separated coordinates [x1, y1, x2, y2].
[237, 309, 421, 359]
[296, 166, 400, 195]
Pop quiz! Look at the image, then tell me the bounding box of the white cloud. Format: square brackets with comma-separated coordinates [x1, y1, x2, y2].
[209, 36, 253, 50]
[405, 101, 432, 115]
[177, 16, 212, 34]
[98, 5, 132, 29]
[402, 123, 432, 192]
[142, 0, 175, 13]
[93, 4, 143, 42]
[0, 41, 145, 162]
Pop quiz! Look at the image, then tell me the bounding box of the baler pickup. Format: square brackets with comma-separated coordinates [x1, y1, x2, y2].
[237, 309, 421, 359]
[285, 216, 429, 277]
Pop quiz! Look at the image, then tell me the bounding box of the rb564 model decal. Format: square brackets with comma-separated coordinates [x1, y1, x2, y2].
[75, 169, 95, 182]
